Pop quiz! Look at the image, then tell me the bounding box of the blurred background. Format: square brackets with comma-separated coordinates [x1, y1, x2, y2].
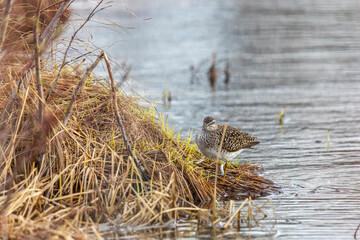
[69, 0, 360, 238]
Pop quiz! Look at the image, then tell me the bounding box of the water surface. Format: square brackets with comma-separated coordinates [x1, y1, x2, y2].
[71, 0, 360, 238]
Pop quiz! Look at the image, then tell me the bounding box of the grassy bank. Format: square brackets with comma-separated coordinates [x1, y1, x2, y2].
[0, 1, 275, 238]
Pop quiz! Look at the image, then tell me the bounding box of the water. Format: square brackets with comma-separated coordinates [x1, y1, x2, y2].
[70, 0, 360, 238]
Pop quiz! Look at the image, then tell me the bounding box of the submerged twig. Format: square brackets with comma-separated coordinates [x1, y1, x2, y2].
[224, 58, 230, 85]
[63, 52, 104, 126]
[355, 223, 360, 240]
[46, 0, 104, 100]
[103, 52, 149, 182]
[208, 54, 217, 91]
[224, 197, 249, 228]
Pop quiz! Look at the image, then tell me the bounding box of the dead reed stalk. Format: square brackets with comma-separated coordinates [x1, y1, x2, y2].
[0, 0, 12, 54]
[40, 0, 71, 43]
[33, 0, 43, 124]
[104, 52, 149, 181]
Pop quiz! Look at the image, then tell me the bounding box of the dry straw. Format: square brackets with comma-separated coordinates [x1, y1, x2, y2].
[0, 1, 276, 238]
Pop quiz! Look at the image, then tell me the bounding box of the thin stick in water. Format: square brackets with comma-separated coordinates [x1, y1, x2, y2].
[354, 223, 360, 240]
[223, 197, 249, 228]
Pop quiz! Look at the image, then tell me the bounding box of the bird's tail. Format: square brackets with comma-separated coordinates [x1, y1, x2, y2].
[246, 140, 260, 149]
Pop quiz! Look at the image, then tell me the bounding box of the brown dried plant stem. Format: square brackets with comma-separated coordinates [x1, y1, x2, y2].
[0, 0, 12, 54]
[63, 52, 104, 126]
[40, 0, 71, 43]
[103, 52, 149, 182]
[46, 0, 104, 100]
[34, 0, 43, 124]
[40, 0, 69, 13]
[212, 123, 227, 219]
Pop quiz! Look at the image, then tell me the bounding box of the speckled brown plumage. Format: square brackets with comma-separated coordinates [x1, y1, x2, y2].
[195, 116, 259, 162]
[218, 125, 259, 152]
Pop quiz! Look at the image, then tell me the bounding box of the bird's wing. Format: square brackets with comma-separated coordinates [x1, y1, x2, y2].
[220, 125, 259, 152]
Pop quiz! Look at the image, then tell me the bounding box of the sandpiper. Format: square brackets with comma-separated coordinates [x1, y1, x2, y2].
[195, 116, 259, 175]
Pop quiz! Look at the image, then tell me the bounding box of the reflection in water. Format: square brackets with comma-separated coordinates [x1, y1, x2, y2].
[71, 0, 360, 238]
[208, 53, 217, 91]
[224, 58, 230, 87]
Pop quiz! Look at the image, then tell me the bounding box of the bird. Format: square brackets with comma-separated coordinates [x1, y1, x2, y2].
[195, 116, 259, 176]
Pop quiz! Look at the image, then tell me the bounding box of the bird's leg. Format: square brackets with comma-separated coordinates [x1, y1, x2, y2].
[223, 160, 229, 179]
[219, 162, 225, 176]
[196, 157, 205, 165]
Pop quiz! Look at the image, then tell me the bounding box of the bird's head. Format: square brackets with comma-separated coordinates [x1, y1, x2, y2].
[203, 116, 218, 131]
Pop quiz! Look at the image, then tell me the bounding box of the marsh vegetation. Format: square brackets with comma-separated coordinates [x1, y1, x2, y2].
[0, 1, 275, 238]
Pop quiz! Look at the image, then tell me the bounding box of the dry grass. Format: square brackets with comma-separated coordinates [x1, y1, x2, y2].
[0, 1, 276, 239]
[0, 64, 275, 239]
